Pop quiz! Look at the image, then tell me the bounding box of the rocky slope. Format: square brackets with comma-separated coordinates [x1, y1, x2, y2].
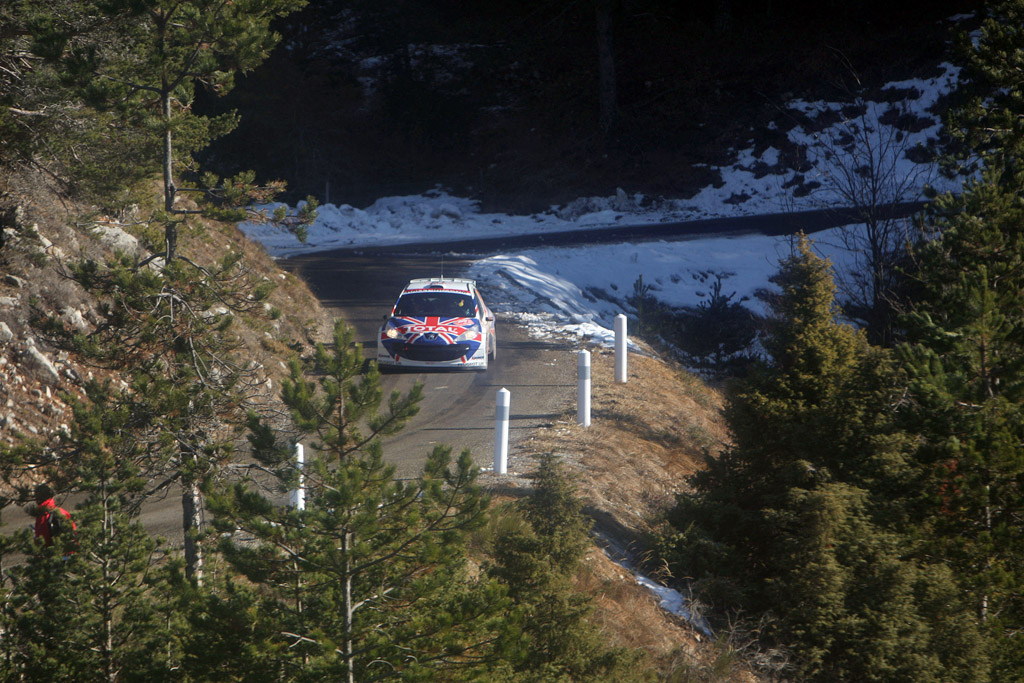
[0, 170, 333, 457]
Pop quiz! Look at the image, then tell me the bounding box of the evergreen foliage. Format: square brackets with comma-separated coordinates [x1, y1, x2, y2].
[1, 0, 315, 242]
[900, 168, 1024, 678]
[205, 320, 509, 681]
[9, 3, 1024, 680]
[0, 381, 182, 682]
[58, 251, 278, 584]
[628, 271, 759, 376]
[893, 7, 1024, 675]
[677, 272, 758, 377]
[487, 453, 645, 682]
[661, 236, 984, 681]
[70, 0, 315, 255]
[0, 1, 155, 204]
[947, 0, 1024, 174]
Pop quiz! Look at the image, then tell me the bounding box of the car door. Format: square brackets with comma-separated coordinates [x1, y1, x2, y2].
[475, 288, 495, 338]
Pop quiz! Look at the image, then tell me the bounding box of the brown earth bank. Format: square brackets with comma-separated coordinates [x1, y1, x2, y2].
[479, 348, 756, 679]
[0, 168, 334, 471]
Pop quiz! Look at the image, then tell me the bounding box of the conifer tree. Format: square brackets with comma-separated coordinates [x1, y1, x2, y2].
[4, 0, 315, 236]
[26, 0, 320, 585]
[57, 0, 315, 255]
[60, 251, 278, 584]
[946, 0, 1024, 175]
[0, 1, 126, 179]
[894, 5, 1024, 675]
[204, 320, 509, 682]
[8, 0, 318, 584]
[662, 236, 984, 681]
[488, 453, 643, 682]
[900, 168, 1024, 678]
[0, 381, 181, 683]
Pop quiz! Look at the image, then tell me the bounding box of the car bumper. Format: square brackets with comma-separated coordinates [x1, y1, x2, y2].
[377, 340, 487, 369]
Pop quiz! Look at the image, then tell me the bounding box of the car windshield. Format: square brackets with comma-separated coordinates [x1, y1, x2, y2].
[394, 292, 476, 318]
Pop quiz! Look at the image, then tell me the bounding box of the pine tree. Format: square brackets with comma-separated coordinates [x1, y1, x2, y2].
[900, 168, 1024, 678]
[766, 481, 986, 682]
[57, 251, 279, 585]
[55, 0, 316, 255]
[946, 0, 1024, 175]
[0, 0, 147, 198]
[892, 6, 1024, 676]
[10, 0, 318, 584]
[670, 236, 910, 601]
[0, 381, 182, 683]
[662, 235, 984, 681]
[487, 453, 644, 682]
[3, 0, 316, 237]
[203, 320, 509, 682]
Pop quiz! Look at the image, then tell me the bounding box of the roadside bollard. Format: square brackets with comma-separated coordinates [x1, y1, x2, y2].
[615, 314, 628, 383]
[578, 350, 591, 427]
[494, 387, 510, 474]
[289, 443, 305, 510]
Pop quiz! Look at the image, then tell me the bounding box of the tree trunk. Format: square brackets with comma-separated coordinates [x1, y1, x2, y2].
[182, 478, 204, 586]
[102, 489, 116, 683]
[161, 89, 177, 261]
[595, 0, 618, 135]
[714, 0, 732, 34]
[343, 529, 354, 683]
[981, 484, 991, 622]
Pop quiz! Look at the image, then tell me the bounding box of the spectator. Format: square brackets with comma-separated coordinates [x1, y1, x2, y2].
[32, 484, 75, 547]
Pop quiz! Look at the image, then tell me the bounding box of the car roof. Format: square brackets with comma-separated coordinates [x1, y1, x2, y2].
[401, 277, 477, 295]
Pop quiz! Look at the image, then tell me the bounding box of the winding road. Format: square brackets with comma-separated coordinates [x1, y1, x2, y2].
[278, 254, 578, 478]
[274, 202, 926, 476]
[4, 204, 927, 548]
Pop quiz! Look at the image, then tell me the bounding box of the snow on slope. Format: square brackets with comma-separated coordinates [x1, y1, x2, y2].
[242, 61, 965, 344]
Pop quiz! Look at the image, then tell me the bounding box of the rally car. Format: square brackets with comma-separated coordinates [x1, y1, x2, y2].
[377, 277, 496, 370]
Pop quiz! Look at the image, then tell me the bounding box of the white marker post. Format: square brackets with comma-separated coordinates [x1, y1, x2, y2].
[289, 443, 305, 510]
[494, 387, 510, 474]
[577, 350, 591, 427]
[615, 314, 628, 384]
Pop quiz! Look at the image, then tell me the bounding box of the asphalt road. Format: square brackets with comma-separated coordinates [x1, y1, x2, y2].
[2, 260, 579, 552]
[3, 203, 927, 548]
[278, 254, 578, 478]
[270, 202, 925, 477]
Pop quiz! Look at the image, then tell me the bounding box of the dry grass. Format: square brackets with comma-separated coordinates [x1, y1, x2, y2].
[480, 347, 766, 680]
[508, 348, 729, 541]
[574, 544, 701, 665]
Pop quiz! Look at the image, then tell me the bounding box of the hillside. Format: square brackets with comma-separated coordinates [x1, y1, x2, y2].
[0, 163, 753, 678]
[486, 349, 742, 676]
[0, 169, 334, 450]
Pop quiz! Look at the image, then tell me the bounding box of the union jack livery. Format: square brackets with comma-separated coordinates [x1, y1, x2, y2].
[378, 277, 497, 370]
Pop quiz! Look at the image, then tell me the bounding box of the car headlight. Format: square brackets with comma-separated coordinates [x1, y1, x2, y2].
[384, 321, 403, 339]
[456, 325, 480, 342]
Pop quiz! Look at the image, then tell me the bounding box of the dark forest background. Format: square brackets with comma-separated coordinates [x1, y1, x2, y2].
[198, 0, 983, 212]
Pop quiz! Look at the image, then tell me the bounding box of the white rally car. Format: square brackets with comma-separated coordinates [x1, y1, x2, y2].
[377, 277, 496, 370]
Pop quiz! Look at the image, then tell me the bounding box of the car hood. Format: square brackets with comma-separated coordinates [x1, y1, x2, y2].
[384, 316, 480, 334]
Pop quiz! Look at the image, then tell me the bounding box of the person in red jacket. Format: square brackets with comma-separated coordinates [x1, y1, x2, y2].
[32, 484, 75, 547]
